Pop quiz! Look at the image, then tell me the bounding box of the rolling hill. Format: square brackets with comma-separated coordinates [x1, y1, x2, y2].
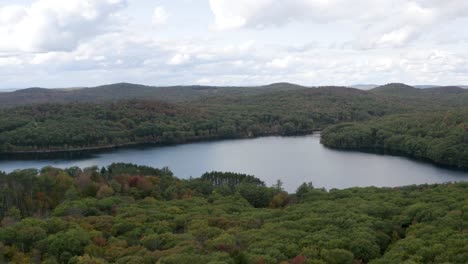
[2, 82, 467, 109]
[371, 83, 468, 96]
[370, 83, 468, 107]
[421, 86, 468, 95]
[0, 82, 307, 108]
[370, 83, 421, 95]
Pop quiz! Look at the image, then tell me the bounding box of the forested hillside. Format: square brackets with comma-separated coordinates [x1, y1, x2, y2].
[370, 83, 468, 107]
[2, 82, 467, 109]
[0, 83, 306, 108]
[0, 87, 411, 153]
[370, 83, 421, 96]
[0, 164, 466, 263]
[321, 109, 468, 168]
[1, 83, 468, 168]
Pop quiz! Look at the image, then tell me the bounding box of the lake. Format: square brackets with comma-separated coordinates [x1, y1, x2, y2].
[0, 134, 466, 192]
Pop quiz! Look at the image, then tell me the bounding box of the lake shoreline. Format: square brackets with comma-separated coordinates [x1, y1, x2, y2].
[321, 143, 468, 173]
[0, 134, 466, 192]
[2, 131, 468, 174]
[0, 130, 322, 158]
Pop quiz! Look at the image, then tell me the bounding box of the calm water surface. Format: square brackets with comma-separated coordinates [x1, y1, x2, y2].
[0, 134, 466, 192]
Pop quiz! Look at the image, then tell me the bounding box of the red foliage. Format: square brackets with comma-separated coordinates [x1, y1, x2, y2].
[128, 176, 140, 187]
[93, 236, 107, 247]
[254, 258, 266, 264]
[114, 175, 128, 185]
[128, 176, 154, 191]
[37, 192, 45, 201]
[216, 243, 231, 252]
[111, 205, 118, 216]
[291, 255, 307, 264]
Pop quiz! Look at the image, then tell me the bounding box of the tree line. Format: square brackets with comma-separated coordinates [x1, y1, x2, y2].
[0, 87, 416, 153]
[321, 109, 468, 168]
[0, 163, 466, 263]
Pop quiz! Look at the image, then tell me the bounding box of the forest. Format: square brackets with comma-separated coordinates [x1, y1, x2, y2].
[321, 109, 468, 168]
[0, 87, 412, 153]
[1, 83, 468, 171]
[0, 83, 308, 109]
[1, 83, 467, 263]
[0, 163, 466, 264]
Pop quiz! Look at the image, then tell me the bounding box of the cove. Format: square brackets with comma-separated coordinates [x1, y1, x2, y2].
[0, 134, 466, 192]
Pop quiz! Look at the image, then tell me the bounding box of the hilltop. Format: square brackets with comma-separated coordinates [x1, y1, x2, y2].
[371, 83, 468, 96]
[2, 82, 468, 108]
[0, 82, 307, 108]
[370, 83, 421, 95]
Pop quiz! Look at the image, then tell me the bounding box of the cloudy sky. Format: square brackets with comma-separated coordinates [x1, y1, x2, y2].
[1, 0, 468, 90]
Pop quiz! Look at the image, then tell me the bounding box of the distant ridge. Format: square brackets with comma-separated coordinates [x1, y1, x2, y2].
[0, 82, 308, 108]
[371, 83, 468, 97]
[2, 82, 466, 108]
[261, 82, 307, 90]
[370, 83, 420, 95]
[422, 86, 467, 95]
[415, 85, 468, 89]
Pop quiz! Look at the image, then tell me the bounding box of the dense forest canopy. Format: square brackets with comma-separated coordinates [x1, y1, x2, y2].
[1, 83, 467, 263]
[2, 83, 467, 154]
[321, 109, 468, 168]
[1, 82, 466, 109]
[0, 87, 414, 153]
[2, 82, 468, 177]
[0, 83, 307, 108]
[370, 83, 468, 107]
[0, 163, 466, 263]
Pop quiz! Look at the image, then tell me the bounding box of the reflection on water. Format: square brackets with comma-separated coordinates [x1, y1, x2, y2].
[0, 134, 466, 192]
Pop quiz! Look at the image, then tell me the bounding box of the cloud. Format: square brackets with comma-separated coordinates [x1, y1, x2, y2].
[209, 0, 468, 48]
[266, 56, 296, 69]
[168, 53, 191, 65]
[209, 0, 386, 30]
[0, 56, 23, 66]
[196, 77, 212, 84]
[0, 0, 127, 53]
[152, 6, 168, 26]
[1, 0, 468, 89]
[3, 35, 468, 88]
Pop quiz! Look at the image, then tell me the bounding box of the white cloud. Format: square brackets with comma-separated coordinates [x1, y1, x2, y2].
[30, 52, 65, 65]
[152, 6, 168, 26]
[266, 56, 295, 69]
[168, 53, 191, 65]
[0, 0, 127, 53]
[209, 0, 468, 48]
[0, 56, 23, 66]
[1, 0, 468, 89]
[382, 28, 416, 47]
[196, 77, 212, 84]
[209, 0, 387, 30]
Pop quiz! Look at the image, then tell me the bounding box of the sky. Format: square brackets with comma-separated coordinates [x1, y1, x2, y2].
[1, 0, 468, 90]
